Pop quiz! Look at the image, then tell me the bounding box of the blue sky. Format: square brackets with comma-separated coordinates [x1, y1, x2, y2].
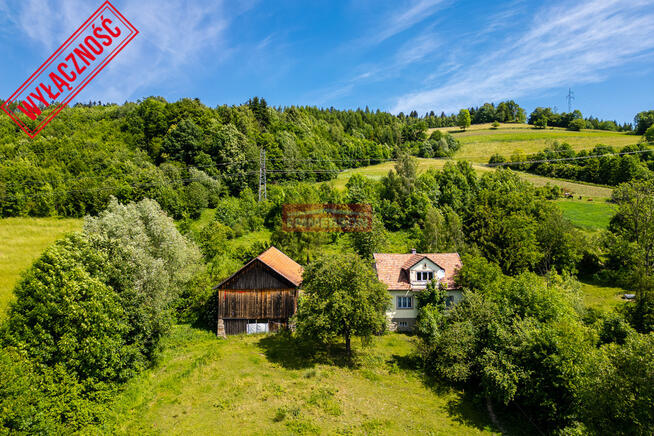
[1, 0, 653, 123]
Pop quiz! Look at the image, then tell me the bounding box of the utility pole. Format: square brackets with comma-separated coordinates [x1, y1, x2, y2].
[258, 148, 267, 201]
[566, 88, 575, 113]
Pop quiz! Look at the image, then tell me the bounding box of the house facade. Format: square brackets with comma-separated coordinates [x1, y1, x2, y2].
[373, 250, 463, 331]
[215, 246, 303, 336]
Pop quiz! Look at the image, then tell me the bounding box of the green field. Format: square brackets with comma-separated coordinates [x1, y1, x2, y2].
[331, 158, 613, 199]
[555, 199, 616, 230]
[0, 217, 82, 317]
[580, 281, 627, 312]
[432, 123, 636, 163]
[93, 325, 495, 435]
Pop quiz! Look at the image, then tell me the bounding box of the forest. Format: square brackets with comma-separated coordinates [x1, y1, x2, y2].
[1, 97, 653, 434]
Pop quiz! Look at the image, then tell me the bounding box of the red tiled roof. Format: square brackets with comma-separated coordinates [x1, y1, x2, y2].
[257, 246, 304, 287]
[373, 252, 462, 290]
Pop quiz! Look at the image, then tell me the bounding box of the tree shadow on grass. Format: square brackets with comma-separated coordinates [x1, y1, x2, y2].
[257, 331, 356, 370]
[444, 390, 499, 434]
[387, 352, 501, 433]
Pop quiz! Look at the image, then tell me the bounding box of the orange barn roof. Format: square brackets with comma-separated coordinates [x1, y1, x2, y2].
[257, 246, 304, 287]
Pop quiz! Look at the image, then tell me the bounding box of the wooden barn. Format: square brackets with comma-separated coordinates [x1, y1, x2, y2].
[215, 246, 303, 336]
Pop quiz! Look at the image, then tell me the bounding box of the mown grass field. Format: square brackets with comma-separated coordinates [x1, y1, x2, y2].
[555, 199, 616, 230]
[92, 325, 496, 435]
[579, 281, 626, 312]
[0, 217, 82, 317]
[431, 123, 636, 163]
[331, 158, 613, 198]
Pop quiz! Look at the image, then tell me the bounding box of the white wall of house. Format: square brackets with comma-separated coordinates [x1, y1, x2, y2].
[386, 290, 418, 319]
[446, 289, 464, 306]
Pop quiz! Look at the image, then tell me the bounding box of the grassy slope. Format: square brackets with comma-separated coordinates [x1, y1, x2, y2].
[431, 123, 636, 163]
[94, 325, 495, 435]
[555, 199, 616, 230]
[580, 281, 626, 312]
[0, 217, 82, 317]
[331, 158, 612, 198]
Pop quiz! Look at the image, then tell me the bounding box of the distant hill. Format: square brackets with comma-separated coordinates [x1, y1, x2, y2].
[430, 123, 637, 163]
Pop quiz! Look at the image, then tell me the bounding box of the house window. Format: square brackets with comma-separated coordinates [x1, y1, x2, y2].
[397, 296, 413, 309]
[398, 321, 408, 328]
[416, 271, 434, 281]
[445, 295, 455, 308]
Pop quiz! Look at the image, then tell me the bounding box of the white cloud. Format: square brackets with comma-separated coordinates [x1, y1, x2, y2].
[391, 0, 654, 114]
[1, 0, 256, 102]
[373, 0, 446, 44]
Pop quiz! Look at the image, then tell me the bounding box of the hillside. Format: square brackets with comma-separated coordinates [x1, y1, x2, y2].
[431, 123, 637, 163]
[0, 217, 82, 317]
[93, 325, 496, 435]
[330, 157, 613, 199]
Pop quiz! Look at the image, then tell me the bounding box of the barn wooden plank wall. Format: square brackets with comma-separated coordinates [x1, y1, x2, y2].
[223, 319, 288, 335]
[222, 260, 290, 290]
[218, 289, 298, 319]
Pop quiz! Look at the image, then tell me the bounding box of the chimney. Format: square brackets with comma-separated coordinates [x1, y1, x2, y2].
[411, 248, 416, 254]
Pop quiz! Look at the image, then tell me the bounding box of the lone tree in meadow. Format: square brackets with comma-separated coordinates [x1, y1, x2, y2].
[457, 109, 471, 130]
[295, 253, 389, 354]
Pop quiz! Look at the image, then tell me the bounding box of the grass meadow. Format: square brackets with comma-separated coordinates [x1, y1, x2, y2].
[330, 158, 613, 198]
[91, 325, 497, 435]
[579, 281, 627, 312]
[0, 217, 82, 317]
[555, 199, 616, 230]
[431, 123, 637, 163]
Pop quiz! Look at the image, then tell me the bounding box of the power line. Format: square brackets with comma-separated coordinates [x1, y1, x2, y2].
[487, 148, 652, 168]
[566, 88, 575, 113]
[2, 147, 651, 204]
[0, 157, 394, 189]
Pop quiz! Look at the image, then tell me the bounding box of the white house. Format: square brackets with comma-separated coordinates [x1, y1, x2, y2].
[373, 250, 463, 332]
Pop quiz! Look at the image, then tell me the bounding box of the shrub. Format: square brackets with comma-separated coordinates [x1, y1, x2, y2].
[3, 235, 133, 382]
[568, 118, 586, 131]
[84, 198, 204, 362]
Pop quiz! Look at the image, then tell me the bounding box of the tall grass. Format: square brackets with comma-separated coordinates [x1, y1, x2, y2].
[0, 217, 82, 317]
[94, 326, 496, 435]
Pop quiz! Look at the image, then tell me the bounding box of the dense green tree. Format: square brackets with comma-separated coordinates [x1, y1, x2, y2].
[421, 271, 589, 431]
[457, 109, 471, 130]
[3, 234, 132, 382]
[634, 109, 654, 135]
[577, 332, 654, 435]
[84, 198, 204, 362]
[645, 124, 654, 143]
[349, 215, 388, 259]
[419, 205, 464, 252]
[295, 253, 389, 354]
[567, 118, 586, 131]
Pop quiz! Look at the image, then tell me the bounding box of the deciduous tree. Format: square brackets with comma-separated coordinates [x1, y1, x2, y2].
[295, 253, 389, 354]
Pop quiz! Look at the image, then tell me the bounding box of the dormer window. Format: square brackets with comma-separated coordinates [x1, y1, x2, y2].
[416, 271, 433, 281]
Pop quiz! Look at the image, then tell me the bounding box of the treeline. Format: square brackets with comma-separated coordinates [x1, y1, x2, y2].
[401, 100, 527, 126]
[528, 107, 639, 131]
[0, 97, 468, 219]
[490, 142, 653, 186]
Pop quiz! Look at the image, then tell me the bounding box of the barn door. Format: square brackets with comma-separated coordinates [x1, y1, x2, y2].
[246, 321, 269, 334]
